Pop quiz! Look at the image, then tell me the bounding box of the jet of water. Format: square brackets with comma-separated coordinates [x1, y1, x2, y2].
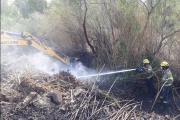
[77, 69, 136, 78]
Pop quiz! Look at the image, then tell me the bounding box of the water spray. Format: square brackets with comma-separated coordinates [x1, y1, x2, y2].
[77, 69, 136, 78]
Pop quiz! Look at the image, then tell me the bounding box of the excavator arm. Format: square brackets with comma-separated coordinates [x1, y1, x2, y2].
[1, 30, 70, 64]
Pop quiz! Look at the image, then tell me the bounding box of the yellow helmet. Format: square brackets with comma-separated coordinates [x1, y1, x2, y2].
[143, 59, 149, 64]
[160, 61, 169, 67]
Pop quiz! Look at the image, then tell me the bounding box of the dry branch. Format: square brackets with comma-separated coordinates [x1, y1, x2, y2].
[83, 0, 97, 57]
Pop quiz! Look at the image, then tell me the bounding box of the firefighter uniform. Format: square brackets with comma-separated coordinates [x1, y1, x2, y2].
[136, 59, 156, 97]
[141, 65, 156, 96]
[160, 69, 174, 107]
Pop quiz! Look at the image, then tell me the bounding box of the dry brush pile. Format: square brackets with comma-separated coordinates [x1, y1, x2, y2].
[0, 55, 174, 120]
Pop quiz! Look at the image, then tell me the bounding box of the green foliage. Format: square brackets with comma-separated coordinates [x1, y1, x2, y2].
[2, 0, 180, 78]
[152, 0, 180, 34]
[119, 41, 127, 57]
[14, 0, 47, 18]
[80, 83, 87, 87]
[1, 0, 21, 31]
[97, 90, 113, 101]
[144, 49, 154, 64]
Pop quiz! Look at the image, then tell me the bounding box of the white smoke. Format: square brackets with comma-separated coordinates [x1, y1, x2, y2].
[26, 52, 94, 78]
[67, 62, 94, 78]
[27, 52, 63, 75]
[1, 49, 95, 79]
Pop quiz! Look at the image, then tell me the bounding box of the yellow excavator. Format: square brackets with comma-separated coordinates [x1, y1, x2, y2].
[1, 30, 76, 65]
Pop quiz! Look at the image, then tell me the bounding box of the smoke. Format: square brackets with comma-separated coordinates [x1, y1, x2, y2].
[67, 62, 95, 78]
[27, 52, 97, 80]
[1, 46, 95, 79]
[28, 52, 95, 78]
[27, 52, 62, 75]
[2, 49, 134, 83]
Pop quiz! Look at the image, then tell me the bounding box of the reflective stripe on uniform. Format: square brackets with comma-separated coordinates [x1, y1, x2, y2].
[163, 101, 167, 103]
[147, 75, 153, 79]
[148, 69, 152, 71]
[163, 77, 173, 80]
[160, 96, 163, 99]
[165, 83, 172, 86]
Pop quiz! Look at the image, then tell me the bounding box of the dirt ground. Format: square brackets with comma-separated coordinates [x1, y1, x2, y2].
[2, 68, 178, 119]
[1, 53, 180, 120]
[98, 78, 180, 119]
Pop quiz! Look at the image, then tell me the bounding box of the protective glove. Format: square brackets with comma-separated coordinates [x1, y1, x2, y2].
[136, 67, 141, 71]
[136, 67, 144, 71]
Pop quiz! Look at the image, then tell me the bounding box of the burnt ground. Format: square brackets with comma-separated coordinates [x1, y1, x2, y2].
[98, 78, 180, 119]
[1, 51, 179, 119]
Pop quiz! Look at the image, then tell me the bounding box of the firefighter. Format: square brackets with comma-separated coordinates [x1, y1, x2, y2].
[136, 59, 156, 97]
[159, 61, 174, 109]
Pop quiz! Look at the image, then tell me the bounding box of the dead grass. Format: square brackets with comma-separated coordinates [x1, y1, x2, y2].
[1, 55, 172, 120]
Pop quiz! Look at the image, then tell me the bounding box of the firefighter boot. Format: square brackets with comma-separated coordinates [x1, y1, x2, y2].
[160, 103, 167, 109]
[157, 98, 163, 104]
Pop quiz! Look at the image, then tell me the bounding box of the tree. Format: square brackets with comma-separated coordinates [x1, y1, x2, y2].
[14, 0, 47, 18]
[151, 0, 180, 55]
[83, 0, 97, 57]
[1, 0, 21, 30]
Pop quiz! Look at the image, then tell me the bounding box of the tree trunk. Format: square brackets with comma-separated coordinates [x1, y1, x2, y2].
[83, 0, 97, 57]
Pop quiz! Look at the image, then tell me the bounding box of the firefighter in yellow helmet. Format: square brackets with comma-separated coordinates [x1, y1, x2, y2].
[159, 61, 174, 109]
[136, 59, 156, 97]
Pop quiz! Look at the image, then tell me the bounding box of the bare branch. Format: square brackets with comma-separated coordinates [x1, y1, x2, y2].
[138, 0, 162, 38]
[152, 0, 161, 11]
[154, 28, 180, 55]
[103, 2, 115, 41]
[83, 0, 97, 57]
[139, 0, 149, 13]
[163, 28, 180, 40]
